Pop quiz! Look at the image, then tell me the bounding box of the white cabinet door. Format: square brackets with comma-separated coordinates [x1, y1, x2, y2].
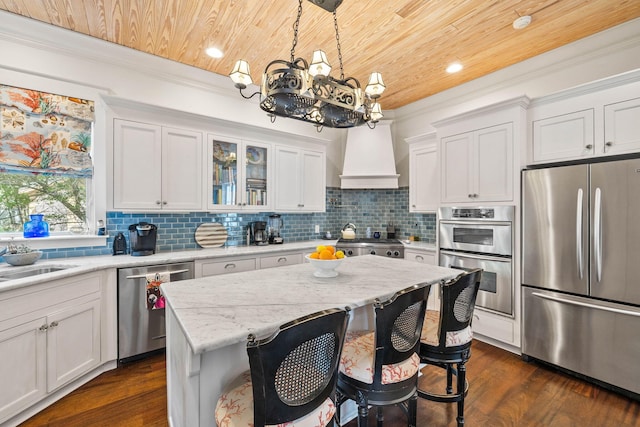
[441, 132, 473, 203]
[274, 146, 325, 212]
[301, 150, 325, 212]
[532, 109, 595, 162]
[162, 127, 204, 211]
[441, 124, 513, 203]
[46, 299, 101, 392]
[475, 123, 513, 202]
[0, 318, 47, 423]
[409, 144, 438, 212]
[113, 120, 163, 210]
[603, 97, 640, 155]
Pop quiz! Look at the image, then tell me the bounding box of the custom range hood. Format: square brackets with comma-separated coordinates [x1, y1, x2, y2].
[340, 120, 399, 189]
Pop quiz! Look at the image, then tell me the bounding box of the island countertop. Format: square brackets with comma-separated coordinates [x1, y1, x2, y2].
[161, 255, 458, 355]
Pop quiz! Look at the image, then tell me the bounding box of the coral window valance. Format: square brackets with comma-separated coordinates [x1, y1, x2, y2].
[0, 84, 95, 178]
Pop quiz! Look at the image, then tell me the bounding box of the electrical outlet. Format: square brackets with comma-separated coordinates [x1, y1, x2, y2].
[315, 225, 320, 233]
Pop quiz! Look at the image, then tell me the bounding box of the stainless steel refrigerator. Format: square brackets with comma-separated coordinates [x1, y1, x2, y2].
[522, 157, 640, 397]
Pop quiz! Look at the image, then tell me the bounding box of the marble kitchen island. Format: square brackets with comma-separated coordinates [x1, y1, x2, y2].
[161, 255, 459, 427]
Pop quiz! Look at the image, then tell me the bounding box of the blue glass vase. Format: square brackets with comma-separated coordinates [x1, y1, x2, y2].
[23, 214, 50, 238]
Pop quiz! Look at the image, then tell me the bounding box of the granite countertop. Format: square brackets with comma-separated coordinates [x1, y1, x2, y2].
[161, 255, 458, 355]
[0, 240, 331, 293]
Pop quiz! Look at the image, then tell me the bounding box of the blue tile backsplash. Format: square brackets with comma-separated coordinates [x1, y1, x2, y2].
[41, 187, 436, 258]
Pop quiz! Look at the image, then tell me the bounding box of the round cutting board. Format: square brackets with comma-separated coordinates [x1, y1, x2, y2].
[195, 223, 228, 248]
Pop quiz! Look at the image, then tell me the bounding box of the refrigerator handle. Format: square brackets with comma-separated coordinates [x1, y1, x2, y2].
[576, 188, 584, 280]
[594, 187, 603, 282]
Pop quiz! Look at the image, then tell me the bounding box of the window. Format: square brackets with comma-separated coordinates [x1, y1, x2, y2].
[0, 173, 89, 234]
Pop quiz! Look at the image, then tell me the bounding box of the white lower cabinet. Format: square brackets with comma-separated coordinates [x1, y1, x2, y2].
[404, 248, 439, 310]
[259, 252, 303, 269]
[0, 274, 102, 424]
[196, 257, 257, 277]
[404, 248, 436, 265]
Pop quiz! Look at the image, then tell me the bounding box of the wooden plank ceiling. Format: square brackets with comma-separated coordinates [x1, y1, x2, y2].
[1, 0, 639, 110]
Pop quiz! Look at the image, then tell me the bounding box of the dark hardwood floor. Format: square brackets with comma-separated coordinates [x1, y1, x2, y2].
[19, 341, 640, 426]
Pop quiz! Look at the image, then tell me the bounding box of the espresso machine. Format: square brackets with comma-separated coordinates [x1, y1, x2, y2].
[249, 221, 268, 245]
[128, 222, 158, 256]
[268, 214, 284, 244]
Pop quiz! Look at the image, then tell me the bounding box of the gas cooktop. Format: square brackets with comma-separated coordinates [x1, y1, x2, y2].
[337, 238, 401, 245]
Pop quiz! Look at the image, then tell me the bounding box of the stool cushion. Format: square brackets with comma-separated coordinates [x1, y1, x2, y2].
[215, 371, 336, 427]
[420, 309, 473, 347]
[339, 330, 420, 385]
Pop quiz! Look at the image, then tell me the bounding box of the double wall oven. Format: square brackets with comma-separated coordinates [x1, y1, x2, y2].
[438, 206, 514, 316]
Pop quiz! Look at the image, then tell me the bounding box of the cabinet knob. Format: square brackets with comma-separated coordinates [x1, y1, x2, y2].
[585, 144, 593, 150]
[39, 324, 48, 331]
[605, 141, 613, 147]
[155, 200, 161, 205]
[49, 321, 58, 328]
[162, 201, 167, 205]
[468, 194, 473, 198]
[412, 204, 416, 208]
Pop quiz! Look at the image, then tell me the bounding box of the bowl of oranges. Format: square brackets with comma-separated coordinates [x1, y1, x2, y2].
[305, 245, 346, 278]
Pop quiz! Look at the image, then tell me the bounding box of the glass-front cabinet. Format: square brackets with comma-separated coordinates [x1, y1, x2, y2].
[207, 134, 271, 211]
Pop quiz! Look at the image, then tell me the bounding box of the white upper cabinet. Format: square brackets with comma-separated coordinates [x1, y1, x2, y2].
[113, 119, 204, 211]
[435, 96, 528, 205]
[529, 72, 640, 164]
[207, 134, 271, 212]
[406, 132, 438, 212]
[274, 145, 326, 212]
[441, 123, 513, 203]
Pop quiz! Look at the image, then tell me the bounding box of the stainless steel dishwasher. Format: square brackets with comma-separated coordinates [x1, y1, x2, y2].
[117, 262, 194, 363]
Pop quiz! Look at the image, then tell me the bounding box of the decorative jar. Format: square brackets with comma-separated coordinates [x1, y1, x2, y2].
[23, 214, 50, 238]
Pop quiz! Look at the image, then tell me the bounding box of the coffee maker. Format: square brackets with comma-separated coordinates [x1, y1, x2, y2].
[128, 222, 158, 256]
[249, 221, 268, 246]
[268, 214, 284, 244]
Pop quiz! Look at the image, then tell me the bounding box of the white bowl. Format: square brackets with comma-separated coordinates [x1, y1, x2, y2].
[305, 254, 345, 278]
[2, 251, 43, 266]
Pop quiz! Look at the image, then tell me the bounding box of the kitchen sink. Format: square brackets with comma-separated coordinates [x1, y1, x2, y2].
[0, 266, 73, 281]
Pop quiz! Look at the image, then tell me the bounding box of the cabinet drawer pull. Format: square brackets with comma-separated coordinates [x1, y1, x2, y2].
[416, 255, 424, 261]
[49, 321, 58, 328]
[224, 263, 236, 270]
[39, 324, 48, 331]
[277, 257, 287, 263]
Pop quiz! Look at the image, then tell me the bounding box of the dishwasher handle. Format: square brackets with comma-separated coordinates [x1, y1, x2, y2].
[126, 268, 191, 280]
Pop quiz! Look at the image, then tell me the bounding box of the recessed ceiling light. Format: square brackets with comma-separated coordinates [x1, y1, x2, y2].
[513, 15, 532, 30]
[446, 62, 463, 74]
[205, 47, 224, 59]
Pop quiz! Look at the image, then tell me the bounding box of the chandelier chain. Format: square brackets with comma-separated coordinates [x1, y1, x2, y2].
[333, 10, 345, 80]
[290, 0, 304, 63]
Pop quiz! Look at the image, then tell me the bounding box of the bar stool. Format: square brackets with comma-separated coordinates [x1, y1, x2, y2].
[336, 284, 430, 426]
[215, 307, 349, 427]
[417, 268, 482, 427]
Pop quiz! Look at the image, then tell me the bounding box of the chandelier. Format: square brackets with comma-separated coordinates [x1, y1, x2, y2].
[229, 0, 385, 131]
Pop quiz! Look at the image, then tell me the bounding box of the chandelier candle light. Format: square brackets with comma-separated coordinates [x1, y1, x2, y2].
[229, 0, 385, 131]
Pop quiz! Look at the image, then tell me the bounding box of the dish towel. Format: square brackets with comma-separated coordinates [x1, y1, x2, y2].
[146, 272, 169, 310]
